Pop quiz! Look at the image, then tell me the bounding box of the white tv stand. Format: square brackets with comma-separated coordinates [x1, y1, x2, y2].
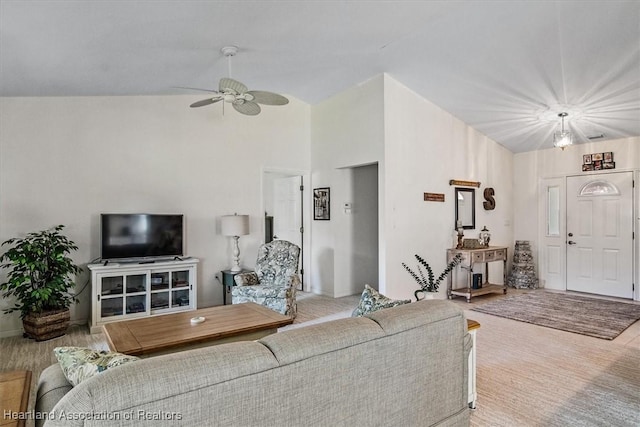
[88, 258, 199, 333]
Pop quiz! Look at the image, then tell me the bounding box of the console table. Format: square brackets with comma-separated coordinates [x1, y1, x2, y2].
[447, 246, 507, 302]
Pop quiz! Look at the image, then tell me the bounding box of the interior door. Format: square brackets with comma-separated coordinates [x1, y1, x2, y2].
[566, 172, 633, 298]
[273, 175, 303, 248]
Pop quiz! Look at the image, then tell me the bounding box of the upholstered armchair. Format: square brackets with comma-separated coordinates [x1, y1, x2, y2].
[231, 240, 301, 317]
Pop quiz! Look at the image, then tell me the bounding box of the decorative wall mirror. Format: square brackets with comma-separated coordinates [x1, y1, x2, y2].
[455, 187, 475, 229]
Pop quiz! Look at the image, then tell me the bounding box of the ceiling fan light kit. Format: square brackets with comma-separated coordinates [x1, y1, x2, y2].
[187, 46, 289, 116]
[553, 112, 573, 150]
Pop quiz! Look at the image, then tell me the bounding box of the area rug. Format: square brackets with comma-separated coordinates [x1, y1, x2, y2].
[471, 292, 640, 340]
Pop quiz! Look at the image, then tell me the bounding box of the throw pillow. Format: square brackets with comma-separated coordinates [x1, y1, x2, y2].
[53, 346, 139, 387]
[351, 284, 411, 317]
[235, 272, 260, 286]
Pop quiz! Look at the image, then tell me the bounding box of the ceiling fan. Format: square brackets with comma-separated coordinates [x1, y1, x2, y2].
[186, 46, 289, 116]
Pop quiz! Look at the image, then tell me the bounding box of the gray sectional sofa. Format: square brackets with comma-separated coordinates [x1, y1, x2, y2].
[36, 300, 472, 426]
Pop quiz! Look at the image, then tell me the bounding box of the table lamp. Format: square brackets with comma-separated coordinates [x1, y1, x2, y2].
[221, 214, 250, 272]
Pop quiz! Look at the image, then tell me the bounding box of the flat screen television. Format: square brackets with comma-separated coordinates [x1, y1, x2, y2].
[100, 214, 184, 261]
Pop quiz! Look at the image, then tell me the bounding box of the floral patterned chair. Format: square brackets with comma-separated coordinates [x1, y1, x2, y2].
[231, 240, 301, 317]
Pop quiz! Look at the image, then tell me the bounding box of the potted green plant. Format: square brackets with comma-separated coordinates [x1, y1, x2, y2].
[0, 225, 82, 341]
[402, 253, 463, 301]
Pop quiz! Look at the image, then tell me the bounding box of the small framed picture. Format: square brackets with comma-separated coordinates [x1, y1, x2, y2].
[583, 154, 592, 164]
[592, 153, 603, 161]
[593, 160, 603, 170]
[604, 152, 613, 162]
[582, 164, 594, 171]
[313, 187, 330, 220]
[603, 161, 616, 169]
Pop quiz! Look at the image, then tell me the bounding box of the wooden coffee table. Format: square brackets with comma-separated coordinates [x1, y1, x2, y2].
[0, 370, 32, 427]
[103, 303, 293, 357]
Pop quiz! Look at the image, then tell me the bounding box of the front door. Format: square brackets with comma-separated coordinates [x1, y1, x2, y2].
[566, 172, 633, 298]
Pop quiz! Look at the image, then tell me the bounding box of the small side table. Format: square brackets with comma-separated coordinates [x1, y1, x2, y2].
[0, 370, 32, 427]
[447, 246, 508, 302]
[221, 270, 250, 305]
[467, 319, 480, 409]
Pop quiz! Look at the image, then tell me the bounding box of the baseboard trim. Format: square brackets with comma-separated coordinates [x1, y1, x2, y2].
[0, 318, 88, 339]
[0, 328, 24, 339]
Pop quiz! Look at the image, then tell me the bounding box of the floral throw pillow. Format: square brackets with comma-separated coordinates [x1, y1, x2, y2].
[234, 272, 260, 286]
[54, 347, 139, 387]
[351, 284, 411, 317]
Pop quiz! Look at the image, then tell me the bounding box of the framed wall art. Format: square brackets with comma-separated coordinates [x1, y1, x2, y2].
[582, 151, 615, 172]
[313, 187, 330, 220]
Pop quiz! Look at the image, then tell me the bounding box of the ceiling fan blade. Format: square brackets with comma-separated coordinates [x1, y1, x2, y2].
[233, 101, 261, 116]
[174, 86, 220, 94]
[246, 91, 289, 106]
[219, 77, 248, 94]
[190, 98, 222, 108]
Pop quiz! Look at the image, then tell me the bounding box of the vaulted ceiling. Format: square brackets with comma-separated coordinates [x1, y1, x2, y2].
[1, 1, 638, 153]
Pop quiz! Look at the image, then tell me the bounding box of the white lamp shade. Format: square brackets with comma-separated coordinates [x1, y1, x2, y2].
[221, 214, 250, 237]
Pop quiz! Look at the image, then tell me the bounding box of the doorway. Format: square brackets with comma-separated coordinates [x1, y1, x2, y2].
[349, 163, 379, 292]
[262, 170, 306, 289]
[566, 172, 633, 298]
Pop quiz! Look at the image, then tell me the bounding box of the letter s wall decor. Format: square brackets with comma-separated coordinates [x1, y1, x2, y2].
[483, 187, 496, 210]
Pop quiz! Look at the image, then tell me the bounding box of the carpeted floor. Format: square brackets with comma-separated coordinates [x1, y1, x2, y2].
[467, 308, 640, 427]
[2, 291, 639, 427]
[471, 291, 640, 340]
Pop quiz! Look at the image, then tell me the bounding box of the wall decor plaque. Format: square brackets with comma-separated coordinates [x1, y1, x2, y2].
[449, 179, 481, 188]
[424, 193, 445, 202]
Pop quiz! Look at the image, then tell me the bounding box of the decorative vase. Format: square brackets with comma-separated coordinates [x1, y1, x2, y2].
[414, 291, 436, 301]
[22, 308, 70, 341]
[479, 226, 491, 247]
[507, 240, 539, 289]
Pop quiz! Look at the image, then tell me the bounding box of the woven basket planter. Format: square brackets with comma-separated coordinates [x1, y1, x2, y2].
[23, 309, 70, 341]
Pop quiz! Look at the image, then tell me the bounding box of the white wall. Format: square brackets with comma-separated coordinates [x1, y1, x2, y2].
[0, 95, 310, 337]
[309, 73, 514, 301]
[310, 75, 385, 297]
[513, 136, 640, 298]
[383, 75, 514, 301]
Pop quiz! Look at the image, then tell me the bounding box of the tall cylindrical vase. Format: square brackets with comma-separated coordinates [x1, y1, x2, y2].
[507, 240, 539, 289]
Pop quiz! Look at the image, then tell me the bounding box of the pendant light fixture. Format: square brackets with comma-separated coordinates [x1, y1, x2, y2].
[553, 112, 573, 150]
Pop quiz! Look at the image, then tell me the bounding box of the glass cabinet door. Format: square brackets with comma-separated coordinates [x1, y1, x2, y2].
[151, 292, 170, 310]
[101, 297, 123, 318]
[126, 274, 147, 293]
[100, 275, 124, 318]
[126, 294, 146, 314]
[101, 276, 123, 296]
[150, 272, 169, 291]
[171, 270, 190, 288]
[172, 289, 190, 307]
[125, 274, 147, 314]
[170, 270, 191, 308]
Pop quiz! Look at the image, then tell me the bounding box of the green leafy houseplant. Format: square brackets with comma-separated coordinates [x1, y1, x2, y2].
[402, 253, 463, 301]
[0, 225, 81, 319]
